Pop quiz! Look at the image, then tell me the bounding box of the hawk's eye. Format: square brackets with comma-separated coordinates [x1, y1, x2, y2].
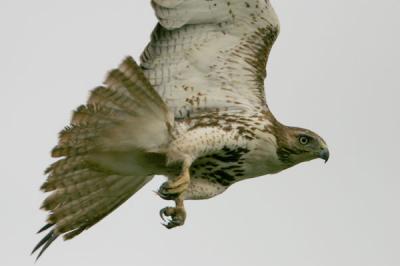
[299, 135, 310, 145]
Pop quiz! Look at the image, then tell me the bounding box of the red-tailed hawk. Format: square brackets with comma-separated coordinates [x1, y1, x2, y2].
[33, 0, 329, 259]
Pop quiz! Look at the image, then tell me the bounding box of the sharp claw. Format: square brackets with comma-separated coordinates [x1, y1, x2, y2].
[160, 207, 176, 223]
[158, 206, 186, 229]
[157, 189, 179, 200]
[161, 222, 170, 228]
[163, 222, 178, 229]
[162, 223, 172, 229]
[157, 180, 189, 200]
[159, 210, 166, 222]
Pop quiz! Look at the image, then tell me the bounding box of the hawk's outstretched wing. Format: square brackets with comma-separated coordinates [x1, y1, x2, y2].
[33, 0, 281, 259]
[142, 0, 280, 118]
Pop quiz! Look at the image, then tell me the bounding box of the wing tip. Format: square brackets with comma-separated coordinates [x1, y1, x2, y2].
[31, 225, 59, 261]
[36, 223, 54, 234]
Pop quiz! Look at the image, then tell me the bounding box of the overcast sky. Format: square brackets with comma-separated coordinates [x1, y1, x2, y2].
[1, 0, 399, 265]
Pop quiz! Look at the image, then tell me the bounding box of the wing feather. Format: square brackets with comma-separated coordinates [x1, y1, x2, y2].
[144, 0, 280, 118]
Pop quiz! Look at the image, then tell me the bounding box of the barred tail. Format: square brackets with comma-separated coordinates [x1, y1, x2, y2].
[33, 56, 173, 259]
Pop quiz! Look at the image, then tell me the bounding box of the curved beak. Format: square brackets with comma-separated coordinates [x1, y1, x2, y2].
[319, 148, 330, 163]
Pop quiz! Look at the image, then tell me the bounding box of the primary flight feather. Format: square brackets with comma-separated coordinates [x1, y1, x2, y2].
[33, 0, 329, 259]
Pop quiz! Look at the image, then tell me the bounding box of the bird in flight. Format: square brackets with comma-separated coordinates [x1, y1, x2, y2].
[33, 0, 329, 259]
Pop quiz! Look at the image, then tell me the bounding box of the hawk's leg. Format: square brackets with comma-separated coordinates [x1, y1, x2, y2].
[158, 159, 190, 228]
[158, 159, 191, 200]
[159, 196, 186, 229]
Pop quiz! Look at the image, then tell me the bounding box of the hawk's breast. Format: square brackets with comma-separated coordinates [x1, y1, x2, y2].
[184, 146, 251, 200]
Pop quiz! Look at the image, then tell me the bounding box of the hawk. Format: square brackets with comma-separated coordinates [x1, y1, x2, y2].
[33, 0, 329, 259]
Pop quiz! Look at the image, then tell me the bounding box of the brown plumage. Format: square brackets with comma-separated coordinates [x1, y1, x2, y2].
[33, 0, 329, 259]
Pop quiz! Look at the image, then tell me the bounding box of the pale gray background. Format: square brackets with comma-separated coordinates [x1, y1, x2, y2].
[1, 0, 399, 265]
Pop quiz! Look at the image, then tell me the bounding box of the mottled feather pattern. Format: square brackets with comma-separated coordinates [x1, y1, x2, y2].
[71, 104, 128, 126]
[143, 0, 279, 118]
[33, 56, 172, 259]
[176, 110, 279, 187]
[34, 1, 281, 257]
[34, 0, 328, 259]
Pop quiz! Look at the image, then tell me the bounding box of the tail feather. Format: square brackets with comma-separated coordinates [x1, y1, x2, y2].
[44, 156, 89, 175]
[88, 86, 137, 113]
[33, 56, 172, 259]
[104, 70, 156, 116]
[104, 68, 171, 125]
[41, 173, 112, 210]
[42, 168, 104, 192]
[51, 143, 95, 157]
[47, 175, 121, 213]
[71, 104, 127, 126]
[52, 175, 151, 234]
[118, 56, 165, 108]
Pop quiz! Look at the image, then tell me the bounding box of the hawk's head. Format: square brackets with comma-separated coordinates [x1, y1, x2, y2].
[274, 126, 329, 166]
